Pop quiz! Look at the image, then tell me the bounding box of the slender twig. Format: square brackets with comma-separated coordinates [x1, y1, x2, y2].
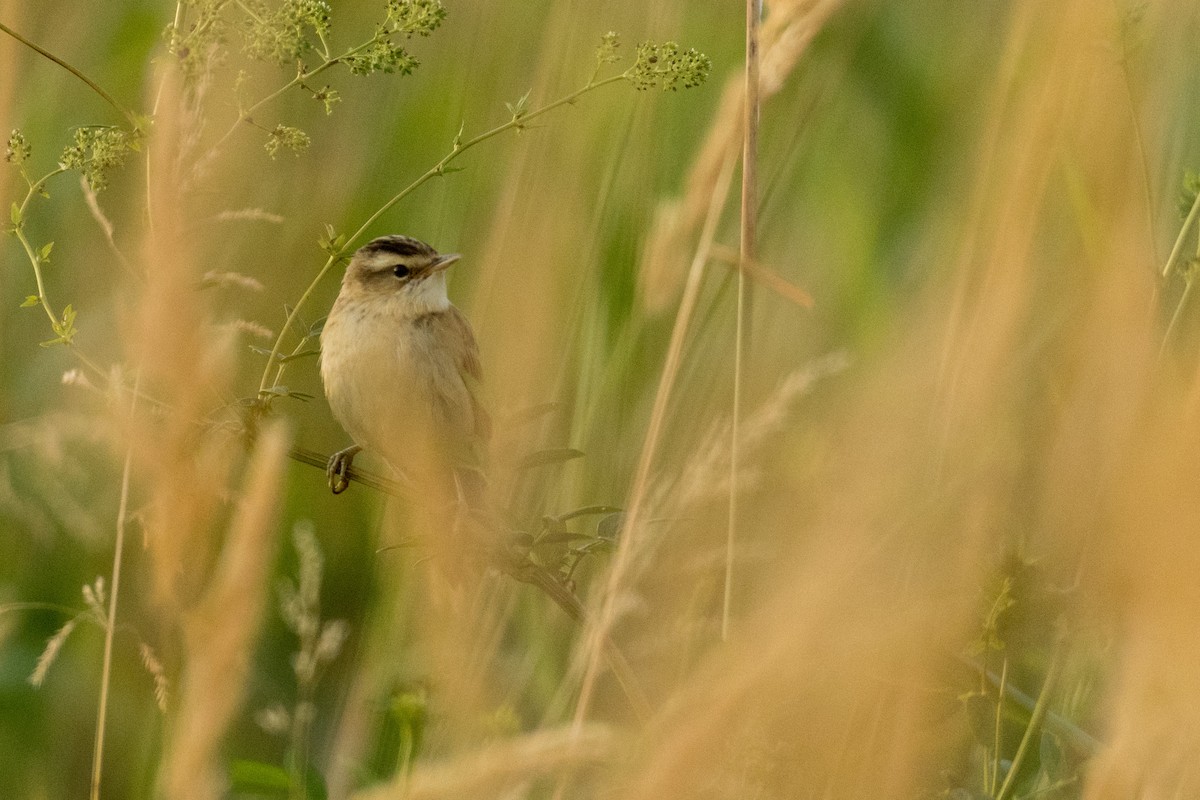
[288, 446, 406, 495]
[90, 370, 141, 800]
[725, 0, 761, 643]
[0, 21, 136, 127]
[256, 72, 627, 397]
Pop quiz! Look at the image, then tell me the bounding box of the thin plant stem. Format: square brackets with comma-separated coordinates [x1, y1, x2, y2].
[13, 167, 70, 328]
[256, 72, 627, 397]
[989, 657, 1009, 796]
[0, 21, 137, 128]
[1161, 188, 1200, 279]
[1160, 213, 1200, 357]
[725, 0, 762, 643]
[1160, 276, 1195, 357]
[1112, 0, 1157, 267]
[12, 168, 112, 381]
[90, 369, 141, 800]
[995, 647, 1064, 800]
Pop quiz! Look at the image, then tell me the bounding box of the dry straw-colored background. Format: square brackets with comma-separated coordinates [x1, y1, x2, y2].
[3, 0, 1200, 798]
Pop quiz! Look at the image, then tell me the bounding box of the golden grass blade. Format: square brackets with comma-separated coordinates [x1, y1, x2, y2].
[161, 421, 290, 800]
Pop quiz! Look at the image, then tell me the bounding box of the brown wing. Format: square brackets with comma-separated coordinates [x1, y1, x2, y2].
[445, 305, 492, 444]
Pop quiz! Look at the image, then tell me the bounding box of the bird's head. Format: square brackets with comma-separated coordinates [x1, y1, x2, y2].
[342, 234, 461, 314]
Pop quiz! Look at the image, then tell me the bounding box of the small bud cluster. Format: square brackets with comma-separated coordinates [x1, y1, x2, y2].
[5, 130, 31, 165]
[386, 0, 447, 37]
[58, 126, 139, 191]
[627, 41, 712, 91]
[265, 125, 312, 158]
[595, 30, 621, 66]
[243, 0, 332, 65]
[345, 0, 446, 76]
[343, 30, 419, 76]
[163, 1, 229, 80]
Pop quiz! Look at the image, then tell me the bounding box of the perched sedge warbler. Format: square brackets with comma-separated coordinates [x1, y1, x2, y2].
[319, 235, 490, 506]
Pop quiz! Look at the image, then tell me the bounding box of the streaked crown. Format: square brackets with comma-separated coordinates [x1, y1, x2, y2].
[340, 234, 461, 314]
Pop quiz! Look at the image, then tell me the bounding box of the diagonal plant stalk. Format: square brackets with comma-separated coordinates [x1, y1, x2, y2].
[255, 70, 633, 399]
[0, 21, 137, 128]
[1159, 190, 1200, 355]
[1161, 187, 1200, 280]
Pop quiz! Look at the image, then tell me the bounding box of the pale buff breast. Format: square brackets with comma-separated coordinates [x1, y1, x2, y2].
[320, 292, 474, 479]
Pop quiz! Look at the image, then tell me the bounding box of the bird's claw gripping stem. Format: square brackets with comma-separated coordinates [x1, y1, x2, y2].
[327, 444, 362, 495]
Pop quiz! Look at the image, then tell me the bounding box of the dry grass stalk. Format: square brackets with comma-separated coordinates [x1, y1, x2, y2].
[352, 724, 615, 800]
[638, 0, 845, 312]
[130, 64, 239, 612]
[161, 421, 290, 800]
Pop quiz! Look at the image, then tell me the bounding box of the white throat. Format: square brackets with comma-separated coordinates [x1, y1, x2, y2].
[404, 271, 451, 315]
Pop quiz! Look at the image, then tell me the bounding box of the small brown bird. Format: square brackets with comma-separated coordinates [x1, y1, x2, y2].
[319, 235, 490, 507]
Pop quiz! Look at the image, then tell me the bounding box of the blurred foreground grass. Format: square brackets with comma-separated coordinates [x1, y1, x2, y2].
[2, 1, 1200, 798]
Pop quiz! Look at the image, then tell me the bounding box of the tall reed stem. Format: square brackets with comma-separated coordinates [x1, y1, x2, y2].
[725, 0, 761, 643]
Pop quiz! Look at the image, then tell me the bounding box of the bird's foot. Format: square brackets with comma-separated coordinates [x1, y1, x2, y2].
[327, 445, 362, 495]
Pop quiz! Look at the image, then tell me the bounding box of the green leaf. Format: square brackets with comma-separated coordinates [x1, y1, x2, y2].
[261, 385, 313, 402]
[538, 532, 592, 545]
[555, 504, 623, 523]
[596, 512, 625, 539]
[277, 350, 320, 364]
[573, 537, 615, 556]
[228, 759, 291, 796]
[9, 202, 20, 226]
[518, 448, 585, 470]
[20, 295, 39, 308]
[505, 88, 532, 119]
[510, 401, 561, 425]
[37, 241, 53, 262]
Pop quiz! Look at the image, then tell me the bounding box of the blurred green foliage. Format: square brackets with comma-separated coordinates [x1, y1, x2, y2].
[2, 1, 1198, 798]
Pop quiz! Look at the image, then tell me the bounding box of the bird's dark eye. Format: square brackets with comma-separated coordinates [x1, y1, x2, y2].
[392, 264, 411, 279]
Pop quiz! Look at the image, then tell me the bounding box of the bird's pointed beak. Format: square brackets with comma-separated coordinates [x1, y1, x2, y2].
[430, 253, 461, 272]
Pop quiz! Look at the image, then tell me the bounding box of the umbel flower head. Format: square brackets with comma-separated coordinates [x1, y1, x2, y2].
[627, 40, 712, 91]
